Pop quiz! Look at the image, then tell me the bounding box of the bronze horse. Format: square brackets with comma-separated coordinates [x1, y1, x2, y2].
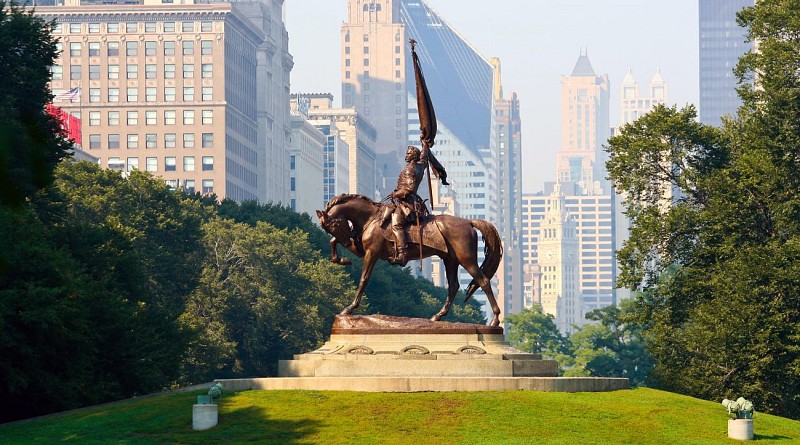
[316, 194, 502, 326]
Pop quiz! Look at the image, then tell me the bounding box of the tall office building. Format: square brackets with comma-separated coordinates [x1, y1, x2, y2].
[288, 105, 325, 216]
[699, 0, 754, 127]
[343, 0, 503, 316]
[556, 51, 609, 191]
[491, 58, 524, 317]
[620, 69, 667, 125]
[38, 0, 293, 203]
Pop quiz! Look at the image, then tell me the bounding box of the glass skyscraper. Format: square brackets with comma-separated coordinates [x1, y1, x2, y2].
[699, 0, 754, 127]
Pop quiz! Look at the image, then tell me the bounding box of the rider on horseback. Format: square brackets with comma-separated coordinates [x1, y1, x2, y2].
[388, 144, 448, 266]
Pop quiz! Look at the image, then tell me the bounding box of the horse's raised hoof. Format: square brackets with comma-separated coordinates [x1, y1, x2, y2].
[489, 316, 500, 327]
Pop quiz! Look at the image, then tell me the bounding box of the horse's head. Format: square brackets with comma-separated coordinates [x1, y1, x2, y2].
[316, 209, 352, 246]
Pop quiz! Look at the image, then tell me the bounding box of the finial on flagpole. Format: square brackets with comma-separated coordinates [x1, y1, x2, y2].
[409, 38, 416, 51]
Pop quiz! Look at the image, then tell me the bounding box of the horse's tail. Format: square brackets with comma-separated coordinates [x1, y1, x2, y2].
[464, 220, 503, 302]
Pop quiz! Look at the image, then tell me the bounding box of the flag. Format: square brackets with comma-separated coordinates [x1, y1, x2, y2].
[54, 87, 79, 101]
[409, 38, 448, 186]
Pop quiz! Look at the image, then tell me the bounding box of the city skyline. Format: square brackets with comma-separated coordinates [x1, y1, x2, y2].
[286, 0, 702, 193]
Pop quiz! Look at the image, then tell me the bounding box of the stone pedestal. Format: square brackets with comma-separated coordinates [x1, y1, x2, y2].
[728, 419, 754, 441]
[279, 315, 558, 379]
[192, 403, 218, 430]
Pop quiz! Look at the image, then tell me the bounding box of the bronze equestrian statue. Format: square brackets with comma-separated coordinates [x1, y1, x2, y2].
[315, 38, 502, 326]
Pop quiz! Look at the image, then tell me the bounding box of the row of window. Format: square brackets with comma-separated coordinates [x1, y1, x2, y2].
[109, 156, 214, 173]
[60, 40, 213, 58]
[53, 63, 213, 81]
[58, 86, 215, 103]
[54, 21, 215, 34]
[88, 110, 214, 126]
[88, 133, 214, 149]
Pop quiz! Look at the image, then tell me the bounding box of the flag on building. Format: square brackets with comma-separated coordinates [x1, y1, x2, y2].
[45, 104, 82, 145]
[54, 87, 80, 101]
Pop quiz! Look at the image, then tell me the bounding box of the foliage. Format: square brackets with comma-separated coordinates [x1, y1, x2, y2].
[2, 388, 800, 444]
[505, 305, 568, 358]
[605, 0, 800, 419]
[179, 217, 353, 380]
[0, 3, 71, 207]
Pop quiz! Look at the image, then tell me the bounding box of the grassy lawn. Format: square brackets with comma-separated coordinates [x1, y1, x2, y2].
[1, 387, 799, 444]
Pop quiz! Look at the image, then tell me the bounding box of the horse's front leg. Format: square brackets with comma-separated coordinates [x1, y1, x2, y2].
[329, 237, 352, 265]
[341, 250, 377, 315]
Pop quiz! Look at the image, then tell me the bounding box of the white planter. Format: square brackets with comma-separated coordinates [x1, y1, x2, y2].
[728, 418, 753, 440]
[192, 403, 219, 431]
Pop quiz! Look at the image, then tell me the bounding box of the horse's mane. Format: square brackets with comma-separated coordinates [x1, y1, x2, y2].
[323, 194, 382, 213]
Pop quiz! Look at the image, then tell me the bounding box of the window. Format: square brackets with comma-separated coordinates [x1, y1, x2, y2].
[127, 87, 138, 102]
[108, 88, 120, 102]
[125, 22, 137, 33]
[164, 110, 176, 125]
[145, 41, 156, 56]
[182, 41, 193, 56]
[126, 41, 137, 56]
[146, 133, 157, 148]
[126, 64, 138, 79]
[127, 111, 138, 125]
[146, 157, 157, 172]
[202, 156, 213, 171]
[108, 134, 120, 149]
[183, 87, 194, 101]
[345, 59, 350, 67]
[164, 22, 175, 33]
[364, 59, 369, 66]
[201, 40, 212, 55]
[108, 111, 120, 125]
[127, 134, 138, 149]
[50, 65, 62, 80]
[183, 110, 195, 125]
[290, 155, 296, 170]
[201, 133, 213, 148]
[69, 23, 81, 33]
[89, 65, 100, 79]
[164, 64, 175, 78]
[145, 87, 156, 102]
[201, 21, 212, 32]
[202, 87, 212, 101]
[70, 65, 81, 80]
[145, 22, 157, 33]
[164, 41, 175, 56]
[185, 179, 195, 194]
[182, 21, 193, 32]
[201, 110, 212, 124]
[183, 156, 195, 171]
[145, 64, 156, 79]
[165, 157, 176, 171]
[395, 46, 400, 54]
[183, 64, 194, 78]
[290, 177, 295, 191]
[183, 133, 195, 148]
[164, 87, 176, 101]
[107, 42, 119, 57]
[107, 23, 119, 33]
[89, 112, 100, 126]
[164, 133, 176, 148]
[202, 179, 214, 194]
[127, 157, 139, 172]
[53, 23, 63, 33]
[89, 42, 100, 56]
[145, 111, 156, 125]
[89, 134, 101, 149]
[363, 34, 368, 42]
[345, 47, 350, 54]
[201, 64, 212, 78]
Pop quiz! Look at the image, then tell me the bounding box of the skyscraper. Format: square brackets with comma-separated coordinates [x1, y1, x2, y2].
[38, 0, 293, 203]
[699, 0, 754, 127]
[620, 69, 667, 126]
[556, 51, 609, 190]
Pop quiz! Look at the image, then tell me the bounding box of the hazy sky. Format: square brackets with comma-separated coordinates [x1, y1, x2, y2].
[285, 0, 699, 193]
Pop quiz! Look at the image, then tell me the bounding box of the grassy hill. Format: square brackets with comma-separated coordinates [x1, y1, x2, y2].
[1, 387, 798, 444]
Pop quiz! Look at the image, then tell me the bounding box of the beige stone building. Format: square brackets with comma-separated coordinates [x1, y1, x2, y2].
[38, 0, 292, 203]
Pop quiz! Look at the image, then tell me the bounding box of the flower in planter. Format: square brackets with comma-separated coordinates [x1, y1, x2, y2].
[722, 397, 755, 419]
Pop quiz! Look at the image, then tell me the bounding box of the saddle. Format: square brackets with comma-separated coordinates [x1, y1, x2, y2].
[380, 215, 448, 255]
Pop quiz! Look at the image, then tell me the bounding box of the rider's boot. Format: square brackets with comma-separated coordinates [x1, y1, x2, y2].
[391, 214, 408, 266]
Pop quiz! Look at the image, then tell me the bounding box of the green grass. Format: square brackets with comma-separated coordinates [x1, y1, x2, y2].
[1, 388, 799, 444]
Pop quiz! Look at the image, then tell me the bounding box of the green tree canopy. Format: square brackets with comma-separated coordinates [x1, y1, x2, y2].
[606, 0, 800, 418]
[0, 3, 71, 207]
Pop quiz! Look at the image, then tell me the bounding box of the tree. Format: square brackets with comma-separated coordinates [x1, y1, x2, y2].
[606, 0, 800, 418]
[505, 306, 569, 358]
[0, 3, 71, 207]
